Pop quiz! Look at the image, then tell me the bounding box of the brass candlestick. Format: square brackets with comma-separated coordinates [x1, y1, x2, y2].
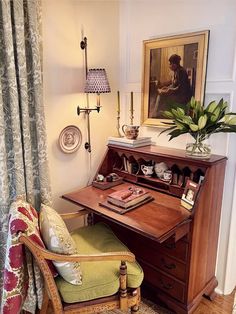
[117, 91, 122, 137]
[130, 91, 134, 125]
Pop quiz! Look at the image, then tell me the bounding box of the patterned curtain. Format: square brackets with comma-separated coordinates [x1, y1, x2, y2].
[0, 0, 51, 311]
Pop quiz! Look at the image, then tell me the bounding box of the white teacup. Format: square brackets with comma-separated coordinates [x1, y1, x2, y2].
[122, 124, 139, 140]
[154, 162, 168, 178]
[141, 165, 154, 177]
[163, 170, 172, 181]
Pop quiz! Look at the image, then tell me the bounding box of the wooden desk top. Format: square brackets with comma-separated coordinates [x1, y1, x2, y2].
[62, 183, 191, 243]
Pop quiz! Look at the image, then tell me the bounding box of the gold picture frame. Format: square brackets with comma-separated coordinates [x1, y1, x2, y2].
[141, 30, 209, 127]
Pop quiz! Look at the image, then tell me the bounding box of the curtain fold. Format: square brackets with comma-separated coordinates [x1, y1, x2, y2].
[0, 0, 51, 312]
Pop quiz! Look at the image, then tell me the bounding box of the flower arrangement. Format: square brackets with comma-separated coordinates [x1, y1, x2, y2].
[161, 97, 236, 158]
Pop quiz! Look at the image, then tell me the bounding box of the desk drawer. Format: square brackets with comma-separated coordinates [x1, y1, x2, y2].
[124, 234, 188, 263]
[142, 263, 185, 303]
[153, 254, 186, 281]
[141, 236, 189, 263]
[128, 240, 186, 281]
[160, 237, 189, 262]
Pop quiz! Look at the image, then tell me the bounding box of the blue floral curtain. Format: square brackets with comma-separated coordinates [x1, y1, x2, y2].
[0, 0, 51, 311]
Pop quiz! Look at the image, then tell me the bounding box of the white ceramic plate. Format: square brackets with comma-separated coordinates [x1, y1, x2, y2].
[58, 125, 82, 153]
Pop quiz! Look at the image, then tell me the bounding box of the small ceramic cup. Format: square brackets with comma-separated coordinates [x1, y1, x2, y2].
[141, 165, 154, 177]
[122, 125, 139, 140]
[154, 162, 168, 178]
[96, 174, 104, 182]
[163, 170, 172, 181]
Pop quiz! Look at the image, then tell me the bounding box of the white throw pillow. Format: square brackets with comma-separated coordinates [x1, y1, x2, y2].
[39, 204, 82, 285]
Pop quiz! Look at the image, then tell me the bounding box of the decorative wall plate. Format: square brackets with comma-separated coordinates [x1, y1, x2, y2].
[59, 125, 82, 153]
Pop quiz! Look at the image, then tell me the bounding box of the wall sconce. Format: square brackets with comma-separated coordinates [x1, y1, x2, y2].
[77, 69, 110, 115]
[77, 37, 111, 153]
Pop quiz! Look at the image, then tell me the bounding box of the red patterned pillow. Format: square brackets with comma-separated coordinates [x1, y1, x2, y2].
[2, 200, 57, 314]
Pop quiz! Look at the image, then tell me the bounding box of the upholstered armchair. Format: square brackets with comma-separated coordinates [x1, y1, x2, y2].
[5, 200, 143, 314]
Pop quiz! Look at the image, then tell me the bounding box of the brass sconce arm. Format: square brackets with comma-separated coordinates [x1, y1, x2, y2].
[77, 105, 100, 116]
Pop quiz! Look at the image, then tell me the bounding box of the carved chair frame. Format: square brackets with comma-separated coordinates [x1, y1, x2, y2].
[19, 210, 141, 314]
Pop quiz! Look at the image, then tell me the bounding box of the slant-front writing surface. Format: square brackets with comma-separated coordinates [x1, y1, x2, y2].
[62, 183, 191, 243]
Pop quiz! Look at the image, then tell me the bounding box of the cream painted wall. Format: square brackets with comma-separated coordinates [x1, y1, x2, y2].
[42, 0, 119, 218]
[118, 0, 236, 295]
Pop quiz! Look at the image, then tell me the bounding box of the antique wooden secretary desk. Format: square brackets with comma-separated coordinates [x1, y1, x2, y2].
[62, 145, 227, 314]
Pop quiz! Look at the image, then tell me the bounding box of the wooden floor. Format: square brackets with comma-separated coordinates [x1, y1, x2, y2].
[43, 288, 236, 314]
[193, 289, 235, 314]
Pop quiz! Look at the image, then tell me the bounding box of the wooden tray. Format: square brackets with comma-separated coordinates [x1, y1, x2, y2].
[99, 196, 154, 214]
[92, 177, 123, 190]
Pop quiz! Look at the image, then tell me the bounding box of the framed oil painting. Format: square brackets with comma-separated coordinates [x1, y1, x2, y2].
[141, 30, 209, 127]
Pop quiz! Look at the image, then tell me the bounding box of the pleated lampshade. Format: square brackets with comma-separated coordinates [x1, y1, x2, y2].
[84, 69, 111, 94]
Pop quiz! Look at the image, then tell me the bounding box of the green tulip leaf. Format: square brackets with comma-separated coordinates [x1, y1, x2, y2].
[206, 101, 217, 113]
[177, 108, 185, 116]
[221, 101, 228, 111]
[198, 114, 207, 130]
[210, 106, 221, 122]
[190, 96, 196, 108]
[182, 116, 193, 125]
[168, 129, 188, 141]
[171, 108, 182, 118]
[159, 126, 177, 136]
[162, 111, 174, 118]
[189, 124, 199, 132]
[228, 117, 236, 125]
[220, 115, 230, 123]
[162, 122, 175, 125]
[175, 121, 186, 130]
[215, 127, 236, 133]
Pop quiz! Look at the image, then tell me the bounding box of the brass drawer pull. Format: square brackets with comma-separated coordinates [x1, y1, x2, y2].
[160, 278, 173, 290]
[161, 258, 176, 270]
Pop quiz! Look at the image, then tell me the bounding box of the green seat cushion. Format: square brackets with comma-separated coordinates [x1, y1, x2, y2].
[55, 223, 144, 303]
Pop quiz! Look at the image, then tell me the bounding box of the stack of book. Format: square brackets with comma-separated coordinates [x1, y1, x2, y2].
[110, 185, 153, 206]
[108, 136, 152, 148]
[99, 186, 154, 214]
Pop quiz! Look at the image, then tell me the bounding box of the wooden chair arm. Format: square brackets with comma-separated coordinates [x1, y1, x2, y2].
[19, 235, 135, 263]
[59, 209, 89, 220]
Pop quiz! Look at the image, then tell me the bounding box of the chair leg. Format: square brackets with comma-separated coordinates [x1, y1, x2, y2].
[131, 287, 140, 314]
[131, 304, 139, 313]
[119, 261, 128, 311]
[40, 289, 49, 314]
